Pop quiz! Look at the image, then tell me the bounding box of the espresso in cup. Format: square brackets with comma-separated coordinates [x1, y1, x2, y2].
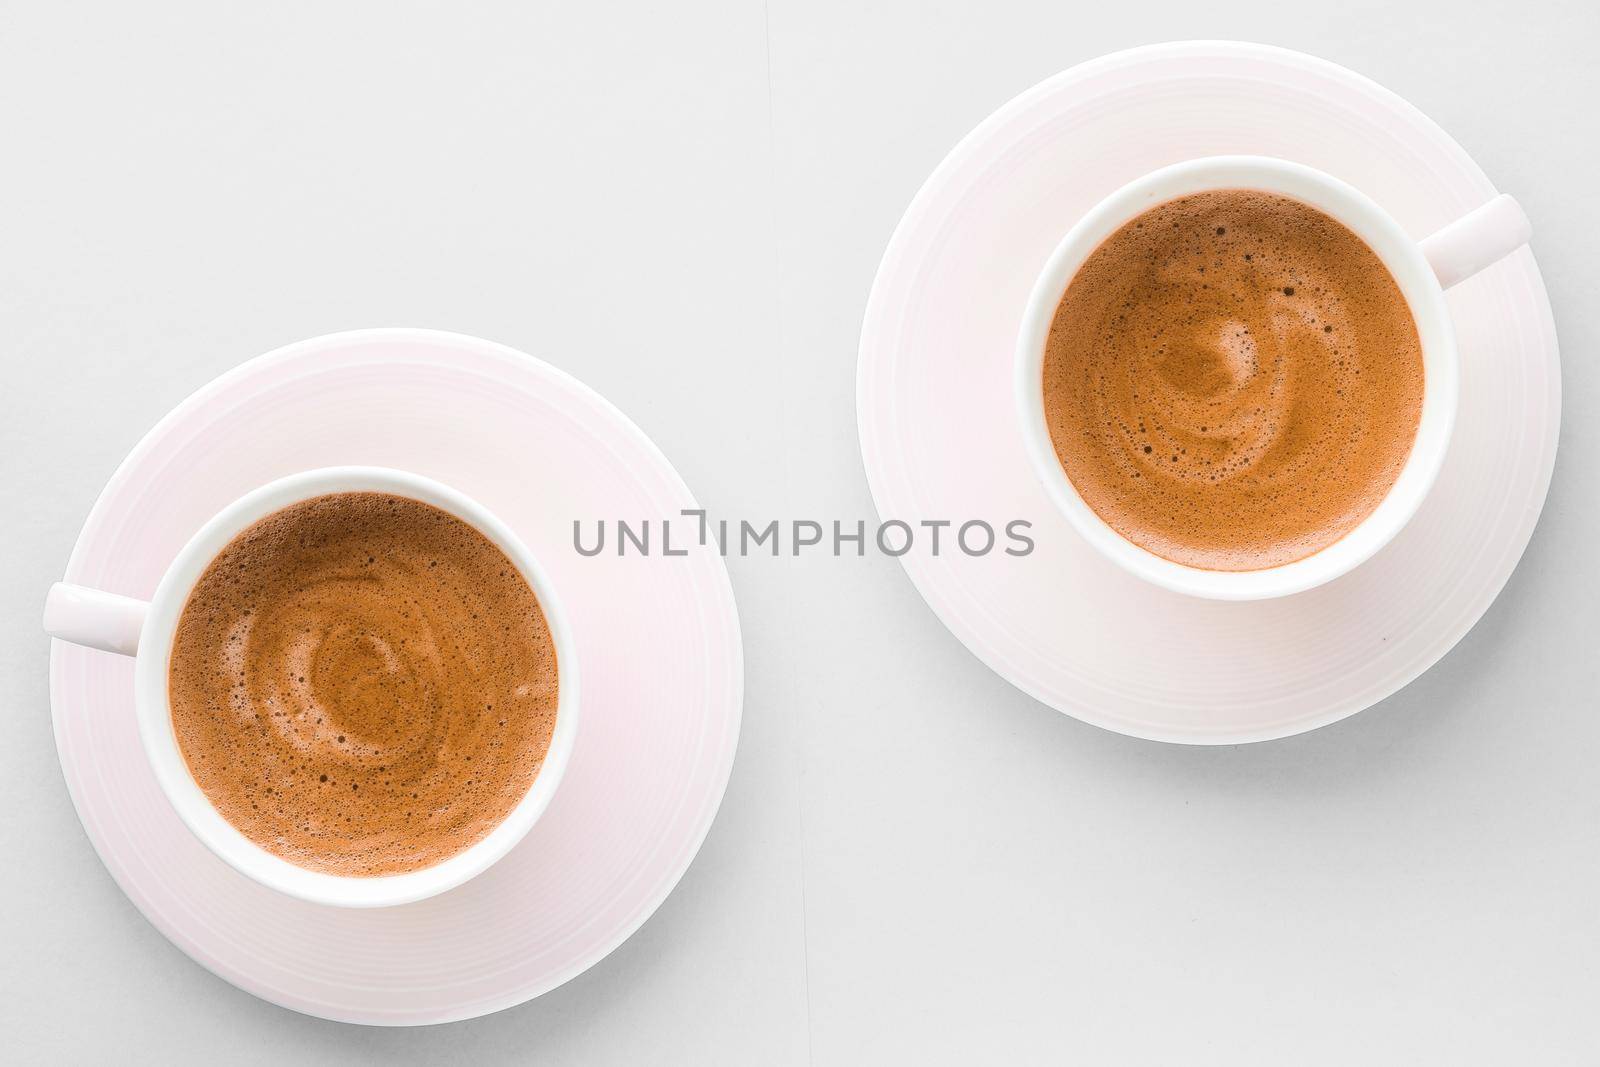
[168, 492, 559, 877]
[1041, 189, 1424, 571]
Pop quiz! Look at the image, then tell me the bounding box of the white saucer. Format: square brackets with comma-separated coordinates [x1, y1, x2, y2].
[857, 42, 1560, 743]
[49, 329, 744, 1023]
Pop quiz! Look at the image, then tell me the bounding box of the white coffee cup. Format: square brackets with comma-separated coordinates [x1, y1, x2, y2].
[1015, 155, 1531, 600]
[43, 466, 580, 908]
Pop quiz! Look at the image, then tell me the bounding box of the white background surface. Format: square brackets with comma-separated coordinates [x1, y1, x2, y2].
[1, 1, 1594, 1063]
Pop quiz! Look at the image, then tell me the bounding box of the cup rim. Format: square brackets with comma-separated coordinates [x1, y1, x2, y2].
[1015, 155, 1458, 600]
[130, 466, 580, 907]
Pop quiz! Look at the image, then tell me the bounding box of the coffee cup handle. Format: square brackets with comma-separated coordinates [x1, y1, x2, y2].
[1419, 194, 1531, 290]
[43, 583, 149, 657]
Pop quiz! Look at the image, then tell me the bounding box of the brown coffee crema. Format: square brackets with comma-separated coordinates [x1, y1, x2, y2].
[168, 492, 559, 877]
[1041, 189, 1424, 571]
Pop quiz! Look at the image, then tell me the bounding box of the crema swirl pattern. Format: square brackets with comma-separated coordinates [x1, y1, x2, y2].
[169, 492, 558, 876]
[1042, 190, 1424, 570]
